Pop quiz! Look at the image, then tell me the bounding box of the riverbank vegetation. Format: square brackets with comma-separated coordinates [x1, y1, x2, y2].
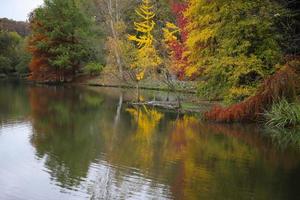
[0, 0, 299, 125]
[265, 99, 300, 128]
[0, 30, 31, 76]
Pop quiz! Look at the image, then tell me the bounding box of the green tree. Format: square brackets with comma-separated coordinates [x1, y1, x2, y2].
[0, 31, 22, 73]
[13, 37, 31, 74]
[28, 0, 96, 82]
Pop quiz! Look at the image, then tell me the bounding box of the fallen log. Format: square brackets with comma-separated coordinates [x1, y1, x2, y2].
[130, 101, 180, 110]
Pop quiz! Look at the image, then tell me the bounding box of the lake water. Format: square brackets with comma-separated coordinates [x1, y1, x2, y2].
[0, 81, 300, 200]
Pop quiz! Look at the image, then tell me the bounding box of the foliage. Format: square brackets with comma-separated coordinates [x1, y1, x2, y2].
[128, 0, 161, 82]
[204, 66, 298, 122]
[0, 18, 30, 36]
[104, 20, 127, 76]
[163, 22, 186, 80]
[162, 2, 190, 80]
[27, 0, 96, 82]
[265, 99, 300, 128]
[128, 0, 156, 48]
[83, 62, 103, 76]
[0, 56, 12, 73]
[15, 38, 31, 74]
[15, 52, 31, 74]
[184, 0, 287, 101]
[275, 0, 300, 55]
[223, 87, 256, 104]
[0, 31, 21, 55]
[0, 30, 27, 74]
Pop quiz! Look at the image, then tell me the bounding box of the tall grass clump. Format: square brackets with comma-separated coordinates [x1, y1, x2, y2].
[265, 99, 300, 128]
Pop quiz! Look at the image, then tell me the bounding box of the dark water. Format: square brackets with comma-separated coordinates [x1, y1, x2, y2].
[1, 82, 300, 200]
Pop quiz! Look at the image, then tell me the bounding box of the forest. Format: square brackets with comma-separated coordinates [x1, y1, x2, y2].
[0, 0, 299, 126]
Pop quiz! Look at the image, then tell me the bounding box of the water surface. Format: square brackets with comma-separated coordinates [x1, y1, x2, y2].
[0, 82, 300, 200]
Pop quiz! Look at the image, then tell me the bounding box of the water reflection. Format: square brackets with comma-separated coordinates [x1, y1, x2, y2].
[265, 127, 300, 151]
[163, 119, 300, 199]
[0, 81, 30, 125]
[29, 86, 106, 188]
[0, 83, 300, 200]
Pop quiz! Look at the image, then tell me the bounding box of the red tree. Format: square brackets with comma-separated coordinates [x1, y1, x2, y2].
[164, 2, 189, 80]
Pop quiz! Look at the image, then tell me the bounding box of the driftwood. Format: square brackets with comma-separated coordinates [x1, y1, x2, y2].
[130, 101, 180, 110]
[128, 100, 213, 114]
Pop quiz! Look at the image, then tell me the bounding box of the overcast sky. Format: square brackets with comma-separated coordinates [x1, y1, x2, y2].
[0, 0, 44, 21]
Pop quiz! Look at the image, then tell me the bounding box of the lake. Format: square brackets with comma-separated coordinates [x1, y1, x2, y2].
[0, 81, 300, 200]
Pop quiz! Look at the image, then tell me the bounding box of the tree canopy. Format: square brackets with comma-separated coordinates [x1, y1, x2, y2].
[28, 0, 98, 82]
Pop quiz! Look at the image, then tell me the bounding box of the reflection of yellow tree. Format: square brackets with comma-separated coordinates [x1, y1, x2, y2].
[126, 106, 163, 170]
[127, 106, 163, 140]
[98, 111, 300, 200]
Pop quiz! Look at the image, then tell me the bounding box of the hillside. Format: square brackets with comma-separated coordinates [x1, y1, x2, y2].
[0, 18, 29, 36]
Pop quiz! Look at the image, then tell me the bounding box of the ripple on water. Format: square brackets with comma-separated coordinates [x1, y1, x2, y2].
[83, 159, 172, 200]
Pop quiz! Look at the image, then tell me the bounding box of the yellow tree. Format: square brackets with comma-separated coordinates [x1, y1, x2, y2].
[128, 0, 161, 85]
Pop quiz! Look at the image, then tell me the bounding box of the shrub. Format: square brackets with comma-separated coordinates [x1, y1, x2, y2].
[16, 52, 31, 74]
[0, 56, 12, 73]
[83, 62, 103, 75]
[265, 99, 300, 128]
[224, 87, 256, 104]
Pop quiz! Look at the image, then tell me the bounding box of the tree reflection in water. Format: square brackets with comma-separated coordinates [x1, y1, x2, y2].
[27, 86, 300, 200]
[29, 86, 105, 188]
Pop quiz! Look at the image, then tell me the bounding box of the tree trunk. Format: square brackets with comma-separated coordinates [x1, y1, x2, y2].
[108, 0, 124, 80]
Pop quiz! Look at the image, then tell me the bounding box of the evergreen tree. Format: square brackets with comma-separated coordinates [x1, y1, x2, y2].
[28, 0, 94, 82]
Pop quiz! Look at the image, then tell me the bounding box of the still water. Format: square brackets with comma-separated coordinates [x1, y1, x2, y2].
[0, 81, 300, 200]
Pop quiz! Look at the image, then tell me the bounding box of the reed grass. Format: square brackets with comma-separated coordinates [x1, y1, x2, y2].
[265, 99, 300, 128]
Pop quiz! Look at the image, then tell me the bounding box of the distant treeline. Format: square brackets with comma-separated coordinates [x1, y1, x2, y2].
[0, 18, 30, 36]
[0, 18, 31, 75]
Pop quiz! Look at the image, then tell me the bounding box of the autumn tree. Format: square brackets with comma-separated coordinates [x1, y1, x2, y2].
[163, 2, 189, 80]
[128, 0, 162, 86]
[27, 0, 96, 82]
[184, 0, 288, 102]
[90, 0, 135, 79]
